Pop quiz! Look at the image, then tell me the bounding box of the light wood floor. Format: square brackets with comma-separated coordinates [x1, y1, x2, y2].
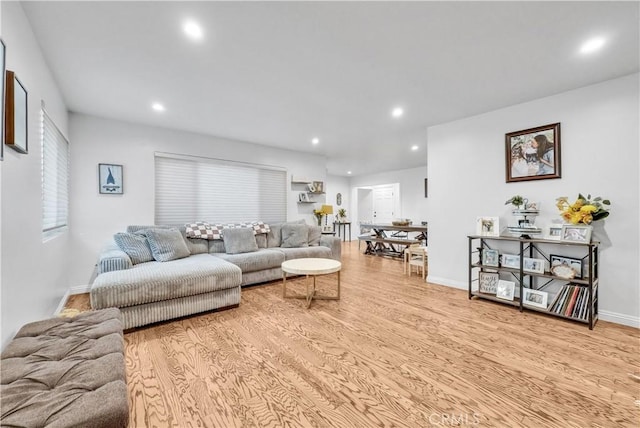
[68, 242, 640, 427]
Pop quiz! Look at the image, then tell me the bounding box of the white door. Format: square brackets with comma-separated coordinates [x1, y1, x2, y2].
[372, 184, 396, 223]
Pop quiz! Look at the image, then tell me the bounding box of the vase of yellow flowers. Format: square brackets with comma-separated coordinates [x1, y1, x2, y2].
[556, 193, 611, 225]
[313, 209, 324, 226]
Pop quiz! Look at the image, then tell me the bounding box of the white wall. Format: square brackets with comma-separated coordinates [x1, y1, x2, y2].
[325, 174, 350, 224]
[348, 166, 429, 238]
[427, 74, 640, 327]
[68, 113, 327, 288]
[1, 2, 70, 348]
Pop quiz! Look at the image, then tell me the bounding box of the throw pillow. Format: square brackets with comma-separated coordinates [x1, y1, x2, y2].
[113, 232, 154, 265]
[222, 227, 259, 254]
[281, 224, 309, 248]
[308, 225, 322, 246]
[144, 228, 191, 262]
[267, 224, 283, 248]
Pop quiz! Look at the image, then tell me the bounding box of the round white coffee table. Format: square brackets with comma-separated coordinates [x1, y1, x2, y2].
[282, 258, 341, 308]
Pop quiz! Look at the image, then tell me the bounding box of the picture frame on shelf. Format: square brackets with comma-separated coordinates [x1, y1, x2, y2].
[522, 288, 548, 309]
[481, 249, 499, 267]
[501, 254, 520, 269]
[547, 225, 563, 240]
[312, 181, 324, 193]
[98, 163, 123, 194]
[496, 280, 516, 301]
[479, 272, 499, 294]
[476, 216, 500, 237]
[505, 122, 561, 183]
[550, 254, 583, 279]
[525, 201, 540, 210]
[5, 70, 28, 154]
[523, 257, 545, 274]
[299, 192, 310, 202]
[561, 224, 592, 243]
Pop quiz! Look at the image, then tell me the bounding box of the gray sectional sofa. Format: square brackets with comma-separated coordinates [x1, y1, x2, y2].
[91, 221, 341, 329]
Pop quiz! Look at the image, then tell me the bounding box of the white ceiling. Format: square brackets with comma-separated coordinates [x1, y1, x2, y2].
[21, 1, 639, 176]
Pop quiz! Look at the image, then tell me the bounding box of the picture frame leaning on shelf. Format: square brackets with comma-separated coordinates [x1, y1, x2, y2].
[482, 249, 500, 267]
[479, 272, 499, 294]
[522, 288, 548, 309]
[496, 280, 516, 301]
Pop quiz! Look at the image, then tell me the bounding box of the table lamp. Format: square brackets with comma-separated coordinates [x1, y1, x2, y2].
[321, 205, 334, 226]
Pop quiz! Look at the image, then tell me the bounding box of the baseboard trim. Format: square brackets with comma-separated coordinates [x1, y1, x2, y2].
[427, 276, 639, 329]
[599, 310, 640, 328]
[426, 275, 467, 290]
[54, 285, 91, 316]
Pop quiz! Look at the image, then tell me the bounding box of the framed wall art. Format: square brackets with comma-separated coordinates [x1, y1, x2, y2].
[0, 39, 5, 161]
[99, 163, 123, 194]
[505, 122, 560, 183]
[5, 70, 28, 154]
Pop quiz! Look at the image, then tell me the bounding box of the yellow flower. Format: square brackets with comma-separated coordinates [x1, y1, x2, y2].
[557, 193, 611, 225]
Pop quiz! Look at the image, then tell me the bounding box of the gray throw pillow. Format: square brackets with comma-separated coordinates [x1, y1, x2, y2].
[281, 224, 309, 248]
[113, 232, 154, 265]
[222, 227, 259, 254]
[267, 224, 283, 248]
[308, 225, 322, 246]
[144, 228, 191, 262]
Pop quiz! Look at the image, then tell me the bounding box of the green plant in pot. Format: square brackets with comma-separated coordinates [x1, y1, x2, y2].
[337, 208, 347, 222]
[505, 195, 525, 210]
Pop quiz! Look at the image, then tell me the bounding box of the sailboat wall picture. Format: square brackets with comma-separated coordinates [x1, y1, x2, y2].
[98, 163, 123, 194]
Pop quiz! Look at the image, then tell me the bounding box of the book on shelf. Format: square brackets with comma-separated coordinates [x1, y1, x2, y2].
[564, 286, 580, 317]
[572, 288, 585, 319]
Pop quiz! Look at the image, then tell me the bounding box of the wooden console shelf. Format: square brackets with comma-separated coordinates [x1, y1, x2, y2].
[468, 235, 599, 329]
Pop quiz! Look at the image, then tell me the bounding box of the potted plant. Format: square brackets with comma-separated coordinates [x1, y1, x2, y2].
[505, 195, 525, 210]
[337, 208, 347, 222]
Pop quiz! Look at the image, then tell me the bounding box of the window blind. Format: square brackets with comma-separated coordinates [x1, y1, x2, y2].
[41, 108, 69, 237]
[155, 153, 287, 225]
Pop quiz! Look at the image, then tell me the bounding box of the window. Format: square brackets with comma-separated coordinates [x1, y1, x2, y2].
[41, 108, 69, 239]
[155, 153, 286, 224]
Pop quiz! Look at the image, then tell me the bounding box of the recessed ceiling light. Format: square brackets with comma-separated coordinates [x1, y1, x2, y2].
[347, 171, 352, 175]
[151, 102, 165, 112]
[580, 37, 605, 55]
[391, 107, 404, 118]
[312, 137, 320, 145]
[183, 20, 203, 41]
[411, 145, 419, 151]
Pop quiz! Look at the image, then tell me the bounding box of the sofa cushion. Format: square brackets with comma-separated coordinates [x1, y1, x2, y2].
[255, 234, 267, 248]
[275, 246, 332, 260]
[144, 228, 191, 262]
[209, 240, 226, 254]
[211, 249, 285, 273]
[113, 232, 153, 265]
[281, 224, 309, 248]
[125, 224, 208, 255]
[91, 254, 242, 309]
[267, 220, 306, 248]
[308, 225, 322, 246]
[222, 227, 259, 254]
